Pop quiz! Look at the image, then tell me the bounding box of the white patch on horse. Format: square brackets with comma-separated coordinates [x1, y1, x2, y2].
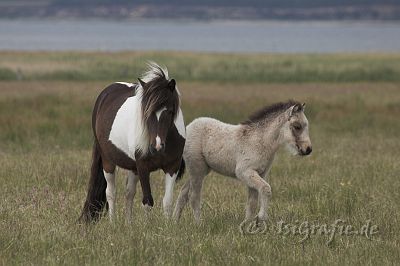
[155, 135, 162, 151]
[104, 170, 116, 221]
[174, 108, 186, 139]
[116, 82, 135, 87]
[163, 172, 178, 217]
[108, 87, 149, 159]
[155, 106, 167, 121]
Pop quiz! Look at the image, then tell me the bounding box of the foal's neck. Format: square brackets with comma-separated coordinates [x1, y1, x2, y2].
[253, 114, 288, 151]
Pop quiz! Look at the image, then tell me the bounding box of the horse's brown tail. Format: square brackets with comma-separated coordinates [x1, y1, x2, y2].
[78, 140, 107, 224]
[176, 159, 185, 181]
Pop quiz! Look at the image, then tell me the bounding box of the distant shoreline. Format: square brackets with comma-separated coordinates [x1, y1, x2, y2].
[1, 4, 400, 21]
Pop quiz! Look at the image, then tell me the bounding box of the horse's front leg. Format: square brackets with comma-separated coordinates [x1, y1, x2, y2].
[162, 170, 178, 218]
[236, 168, 271, 222]
[137, 167, 153, 212]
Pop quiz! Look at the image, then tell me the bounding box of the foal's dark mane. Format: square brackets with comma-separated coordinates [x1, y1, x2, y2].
[140, 63, 180, 125]
[241, 100, 302, 125]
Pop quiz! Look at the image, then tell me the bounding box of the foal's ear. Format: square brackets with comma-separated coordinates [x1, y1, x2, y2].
[138, 78, 146, 88]
[292, 103, 303, 113]
[287, 105, 296, 119]
[302, 103, 306, 110]
[168, 79, 176, 91]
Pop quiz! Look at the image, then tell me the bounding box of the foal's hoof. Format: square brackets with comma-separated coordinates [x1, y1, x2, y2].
[239, 217, 267, 235]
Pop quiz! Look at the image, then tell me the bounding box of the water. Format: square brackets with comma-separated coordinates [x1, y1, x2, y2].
[1, 19, 400, 53]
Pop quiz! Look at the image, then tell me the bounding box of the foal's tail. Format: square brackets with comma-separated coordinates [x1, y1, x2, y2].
[176, 159, 186, 181]
[78, 140, 107, 224]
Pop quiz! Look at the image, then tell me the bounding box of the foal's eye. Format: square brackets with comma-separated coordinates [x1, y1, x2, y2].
[293, 124, 302, 131]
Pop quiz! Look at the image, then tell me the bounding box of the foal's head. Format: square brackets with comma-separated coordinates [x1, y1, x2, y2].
[242, 100, 312, 156]
[282, 102, 312, 156]
[138, 63, 180, 154]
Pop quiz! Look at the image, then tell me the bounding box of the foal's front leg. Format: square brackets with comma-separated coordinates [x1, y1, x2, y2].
[245, 187, 258, 221]
[237, 168, 271, 222]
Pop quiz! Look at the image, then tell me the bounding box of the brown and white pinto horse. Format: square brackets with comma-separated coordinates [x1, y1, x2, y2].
[79, 62, 186, 223]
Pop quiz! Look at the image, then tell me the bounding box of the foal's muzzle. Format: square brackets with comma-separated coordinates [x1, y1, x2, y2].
[300, 146, 312, 156]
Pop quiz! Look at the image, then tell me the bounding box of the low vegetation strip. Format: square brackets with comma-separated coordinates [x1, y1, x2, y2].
[1, 51, 400, 82]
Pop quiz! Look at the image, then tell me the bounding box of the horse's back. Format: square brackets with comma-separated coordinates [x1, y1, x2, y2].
[92, 82, 135, 123]
[92, 82, 136, 132]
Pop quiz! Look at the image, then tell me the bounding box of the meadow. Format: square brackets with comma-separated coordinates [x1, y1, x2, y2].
[0, 52, 399, 265]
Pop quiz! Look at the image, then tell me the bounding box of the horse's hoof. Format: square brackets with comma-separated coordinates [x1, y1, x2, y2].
[163, 212, 172, 219]
[142, 204, 153, 213]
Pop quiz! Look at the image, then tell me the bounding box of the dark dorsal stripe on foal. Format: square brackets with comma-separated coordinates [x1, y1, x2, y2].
[241, 100, 303, 125]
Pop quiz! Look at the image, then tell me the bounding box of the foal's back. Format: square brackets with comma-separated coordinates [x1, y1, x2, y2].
[184, 117, 240, 177]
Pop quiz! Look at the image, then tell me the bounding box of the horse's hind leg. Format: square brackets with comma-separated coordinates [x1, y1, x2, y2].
[125, 170, 139, 223]
[103, 159, 116, 221]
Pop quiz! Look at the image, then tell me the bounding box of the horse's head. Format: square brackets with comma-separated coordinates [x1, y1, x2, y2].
[282, 103, 312, 156]
[138, 67, 180, 155]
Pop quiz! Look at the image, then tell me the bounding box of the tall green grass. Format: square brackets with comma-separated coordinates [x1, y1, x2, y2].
[1, 52, 400, 82]
[0, 52, 400, 265]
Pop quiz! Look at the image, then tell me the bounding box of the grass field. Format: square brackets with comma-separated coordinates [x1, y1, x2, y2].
[0, 52, 400, 265]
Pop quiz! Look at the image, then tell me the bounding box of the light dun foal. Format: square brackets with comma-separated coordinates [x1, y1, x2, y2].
[173, 101, 312, 226]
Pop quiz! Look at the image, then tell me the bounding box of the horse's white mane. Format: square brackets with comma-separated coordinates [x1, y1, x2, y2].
[131, 86, 150, 157]
[138, 60, 181, 98]
[141, 61, 169, 83]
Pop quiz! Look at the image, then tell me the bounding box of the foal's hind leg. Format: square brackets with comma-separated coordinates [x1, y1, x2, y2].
[173, 159, 209, 222]
[173, 179, 190, 221]
[189, 173, 206, 223]
[125, 170, 139, 223]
